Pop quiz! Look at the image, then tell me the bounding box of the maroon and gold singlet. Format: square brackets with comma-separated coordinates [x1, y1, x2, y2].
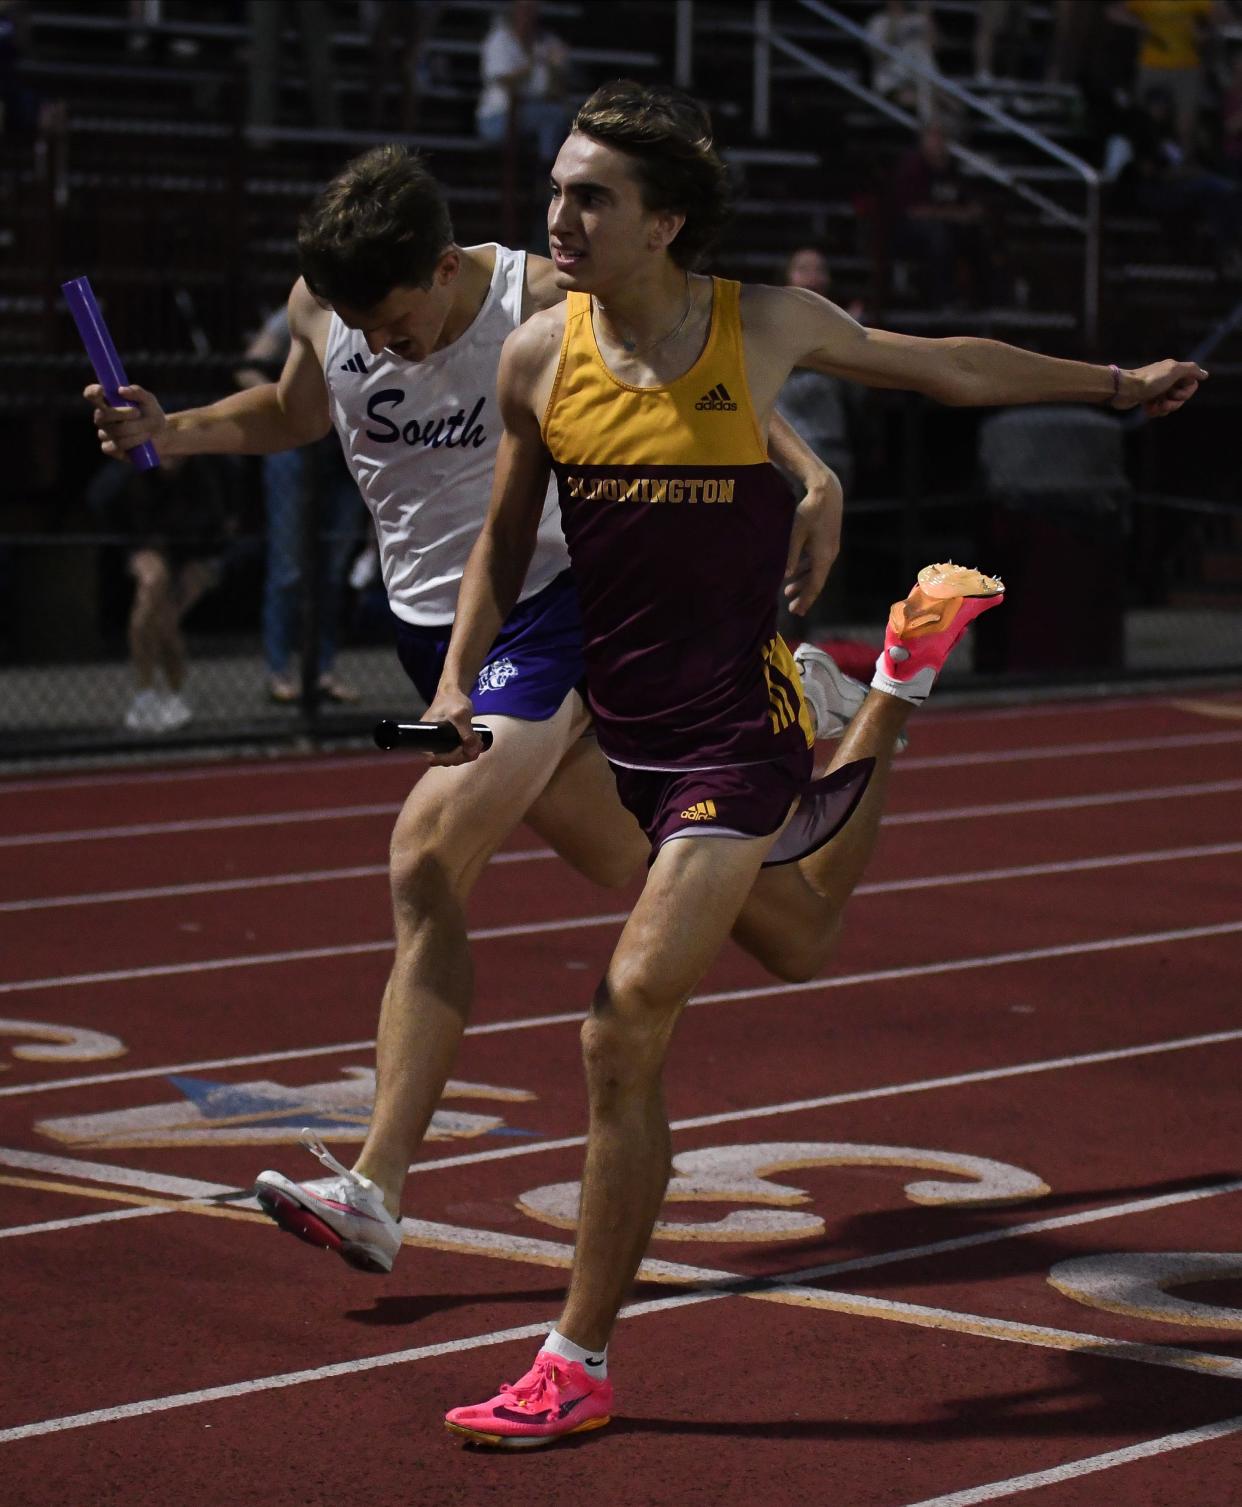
[542, 278, 814, 772]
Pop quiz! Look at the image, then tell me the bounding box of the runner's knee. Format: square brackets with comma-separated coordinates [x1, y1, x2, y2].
[580, 966, 680, 1093]
[388, 831, 459, 922]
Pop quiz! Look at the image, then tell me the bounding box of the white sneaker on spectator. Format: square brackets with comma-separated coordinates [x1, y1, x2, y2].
[157, 691, 193, 730]
[122, 688, 165, 732]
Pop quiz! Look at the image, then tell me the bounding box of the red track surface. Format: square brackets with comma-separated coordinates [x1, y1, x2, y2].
[2, 691, 1241, 1506]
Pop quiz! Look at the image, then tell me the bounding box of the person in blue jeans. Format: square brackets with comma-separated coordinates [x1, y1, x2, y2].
[237, 309, 363, 703]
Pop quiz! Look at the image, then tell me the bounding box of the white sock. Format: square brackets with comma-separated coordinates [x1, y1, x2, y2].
[871, 649, 935, 706]
[544, 1327, 608, 1380]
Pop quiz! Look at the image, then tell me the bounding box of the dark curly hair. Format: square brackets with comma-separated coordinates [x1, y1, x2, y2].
[297, 145, 455, 310]
[573, 80, 733, 269]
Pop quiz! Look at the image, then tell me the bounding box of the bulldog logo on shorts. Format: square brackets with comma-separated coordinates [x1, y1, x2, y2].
[476, 657, 519, 695]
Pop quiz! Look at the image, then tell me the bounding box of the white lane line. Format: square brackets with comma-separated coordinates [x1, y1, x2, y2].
[763, 1284, 1242, 1380]
[0, 723, 1229, 807]
[754, 1177, 1242, 1289]
[0, 1319, 560, 1444]
[0, 1036, 378, 1100]
[900, 1414, 1242, 1507]
[3, 921, 1240, 1097]
[0, 753, 404, 796]
[5, 837, 1240, 916]
[897, 727, 1242, 771]
[410, 1028, 1242, 1175]
[3, 1177, 1241, 1445]
[0, 1207, 165, 1240]
[6, 911, 1239, 1013]
[4, 1152, 1239, 1310]
[0, 804, 399, 849]
[0, 940, 396, 995]
[0, 1150, 237, 1198]
[0, 864, 390, 913]
[689, 920, 1242, 1009]
[4, 772, 1241, 852]
[884, 777, 1242, 826]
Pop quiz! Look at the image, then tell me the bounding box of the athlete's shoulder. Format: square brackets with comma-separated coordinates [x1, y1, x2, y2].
[506, 300, 568, 368]
[288, 277, 331, 340]
[738, 280, 811, 328]
[522, 254, 569, 317]
[739, 281, 859, 357]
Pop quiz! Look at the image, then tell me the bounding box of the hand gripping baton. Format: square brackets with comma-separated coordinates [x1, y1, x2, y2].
[62, 275, 160, 472]
[373, 720, 495, 753]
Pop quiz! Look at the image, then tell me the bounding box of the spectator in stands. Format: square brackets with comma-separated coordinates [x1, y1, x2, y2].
[890, 122, 994, 306]
[86, 454, 236, 733]
[1107, 0, 1222, 159]
[236, 309, 361, 705]
[361, 0, 442, 132]
[476, 0, 572, 167]
[1220, 48, 1242, 178]
[973, 0, 1029, 83]
[866, 0, 939, 123]
[0, 0, 65, 138]
[246, 0, 340, 140]
[1112, 85, 1242, 269]
[1048, 0, 1115, 89]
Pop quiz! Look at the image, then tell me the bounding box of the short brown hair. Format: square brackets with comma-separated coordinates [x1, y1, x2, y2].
[297, 145, 455, 310]
[573, 80, 732, 269]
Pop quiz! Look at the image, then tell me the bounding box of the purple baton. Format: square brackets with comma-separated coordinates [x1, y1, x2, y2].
[62, 275, 160, 472]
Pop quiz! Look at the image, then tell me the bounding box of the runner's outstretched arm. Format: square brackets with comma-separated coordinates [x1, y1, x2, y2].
[85, 278, 332, 460]
[753, 285, 1208, 418]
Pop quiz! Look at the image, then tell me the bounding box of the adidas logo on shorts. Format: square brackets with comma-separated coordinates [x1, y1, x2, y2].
[680, 799, 718, 821]
[695, 383, 737, 412]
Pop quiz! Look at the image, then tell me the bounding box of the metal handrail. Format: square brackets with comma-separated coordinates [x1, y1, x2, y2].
[752, 0, 1102, 347]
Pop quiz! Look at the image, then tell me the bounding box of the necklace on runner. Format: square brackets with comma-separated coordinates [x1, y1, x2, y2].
[596, 275, 694, 355]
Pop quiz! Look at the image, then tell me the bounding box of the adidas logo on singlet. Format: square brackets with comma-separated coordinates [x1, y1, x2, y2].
[339, 353, 370, 374]
[695, 382, 737, 412]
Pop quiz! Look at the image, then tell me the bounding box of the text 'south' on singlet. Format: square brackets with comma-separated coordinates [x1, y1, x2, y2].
[323, 243, 567, 626]
[542, 278, 813, 770]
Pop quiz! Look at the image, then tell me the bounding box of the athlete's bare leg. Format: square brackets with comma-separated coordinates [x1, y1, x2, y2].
[525, 730, 646, 889]
[352, 694, 645, 1216]
[558, 827, 782, 1351]
[730, 689, 911, 981]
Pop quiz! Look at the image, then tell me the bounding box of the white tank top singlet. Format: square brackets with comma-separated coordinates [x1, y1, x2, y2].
[322, 243, 568, 626]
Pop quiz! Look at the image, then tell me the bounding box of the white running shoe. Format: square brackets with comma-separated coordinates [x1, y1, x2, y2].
[254, 1131, 403, 1274]
[792, 643, 867, 738]
[793, 642, 907, 750]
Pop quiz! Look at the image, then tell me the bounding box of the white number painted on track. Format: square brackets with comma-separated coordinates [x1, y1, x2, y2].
[0, 1018, 127, 1068]
[1049, 1252, 1242, 1329]
[518, 1140, 1050, 1242]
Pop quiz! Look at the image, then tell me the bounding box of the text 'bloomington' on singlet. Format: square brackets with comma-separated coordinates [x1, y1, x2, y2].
[323, 243, 567, 626]
[541, 278, 813, 771]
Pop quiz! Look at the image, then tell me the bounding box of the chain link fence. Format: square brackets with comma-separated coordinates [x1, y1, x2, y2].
[0, 424, 423, 761]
